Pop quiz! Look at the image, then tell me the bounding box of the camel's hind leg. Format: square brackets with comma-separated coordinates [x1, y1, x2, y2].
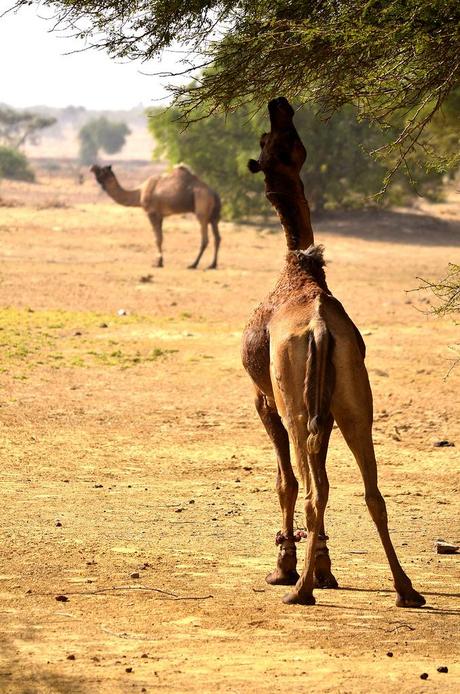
[189, 189, 213, 269]
[188, 215, 209, 269]
[270, 335, 331, 605]
[147, 212, 163, 267]
[207, 219, 221, 270]
[313, 414, 338, 590]
[253, 388, 299, 585]
[332, 365, 425, 608]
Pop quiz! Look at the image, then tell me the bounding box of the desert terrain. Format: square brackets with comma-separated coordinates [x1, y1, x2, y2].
[0, 166, 459, 693]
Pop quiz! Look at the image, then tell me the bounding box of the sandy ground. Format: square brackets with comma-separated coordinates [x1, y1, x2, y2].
[0, 170, 459, 693]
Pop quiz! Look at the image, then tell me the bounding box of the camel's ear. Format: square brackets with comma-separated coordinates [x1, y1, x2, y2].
[248, 159, 261, 174]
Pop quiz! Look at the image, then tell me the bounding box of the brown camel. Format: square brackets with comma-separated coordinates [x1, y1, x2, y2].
[91, 163, 221, 269]
[241, 97, 425, 608]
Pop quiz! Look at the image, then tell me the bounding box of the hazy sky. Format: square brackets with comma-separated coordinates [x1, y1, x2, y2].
[0, 5, 183, 110]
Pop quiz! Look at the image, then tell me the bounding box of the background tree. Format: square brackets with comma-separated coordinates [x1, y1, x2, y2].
[148, 100, 446, 220]
[0, 145, 34, 182]
[0, 106, 56, 149]
[78, 117, 130, 165]
[0, 106, 55, 182]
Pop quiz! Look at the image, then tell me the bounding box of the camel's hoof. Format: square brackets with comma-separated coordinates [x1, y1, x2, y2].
[282, 590, 316, 605]
[314, 572, 339, 589]
[154, 258, 163, 268]
[396, 589, 426, 608]
[206, 264, 217, 270]
[187, 264, 198, 270]
[265, 569, 299, 586]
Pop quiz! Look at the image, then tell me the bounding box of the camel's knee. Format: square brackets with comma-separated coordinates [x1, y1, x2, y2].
[365, 492, 388, 524]
[276, 472, 298, 500]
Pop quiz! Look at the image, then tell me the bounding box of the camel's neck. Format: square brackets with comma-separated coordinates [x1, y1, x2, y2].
[103, 176, 141, 207]
[265, 178, 314, 250]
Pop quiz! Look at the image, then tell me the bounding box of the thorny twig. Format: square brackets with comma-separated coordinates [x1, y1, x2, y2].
[385, 622, 416, 633]
[28, 585, 214, 600]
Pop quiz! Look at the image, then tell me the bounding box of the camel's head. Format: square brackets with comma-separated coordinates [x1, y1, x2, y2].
[90, 164, 115, 190]
[248, 97, 306, 184]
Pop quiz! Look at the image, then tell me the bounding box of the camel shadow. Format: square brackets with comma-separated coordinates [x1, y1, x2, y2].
[335, 585, 460, 615]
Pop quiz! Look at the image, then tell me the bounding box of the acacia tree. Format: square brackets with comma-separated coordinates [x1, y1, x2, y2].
[6, 0, 460, 171]
[0, 106, 55, 182]
[0, 107, 56, 148]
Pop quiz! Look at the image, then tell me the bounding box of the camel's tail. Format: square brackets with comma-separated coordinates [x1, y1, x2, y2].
[211, 192, 221, 224]
[304, 321, 335, 455]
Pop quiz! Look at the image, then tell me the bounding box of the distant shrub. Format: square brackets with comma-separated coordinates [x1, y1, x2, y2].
[78, 117, 130, 165]
[0, 146, 35, 182]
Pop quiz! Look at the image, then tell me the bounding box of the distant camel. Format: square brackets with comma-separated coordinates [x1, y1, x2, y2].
[242, 97, 425, 608]
[91, 164, 221, 269]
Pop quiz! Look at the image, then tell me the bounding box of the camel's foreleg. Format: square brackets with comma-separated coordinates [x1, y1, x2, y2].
[253, 388, 299, 585]
[147, 212, 164, 267]
[332, 362, 425, 608]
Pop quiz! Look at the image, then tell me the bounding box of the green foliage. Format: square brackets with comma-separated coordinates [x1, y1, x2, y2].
[0, 146, 35, 182]
[78, 117, 130, 164]
[416, 264, 460, 318]
[11, 0, 460, 171]
[148, 101, 445, 219]
[0, 106, 56, 148]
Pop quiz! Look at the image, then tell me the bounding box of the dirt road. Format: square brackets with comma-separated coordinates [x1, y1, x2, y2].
[0, 172, 459, 692]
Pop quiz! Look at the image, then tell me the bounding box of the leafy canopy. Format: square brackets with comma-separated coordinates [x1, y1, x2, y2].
[7, 0, 460, 168]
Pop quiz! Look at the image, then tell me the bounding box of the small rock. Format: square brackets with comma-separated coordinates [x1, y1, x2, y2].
[437, 666, 448, 673]
[433, 440, 455, 447]
[55, 520, 62, 527]
[117, 309, 128, 316]
[125, 667, 133, 673]
[141, 653, 149, 659]
[130, 572, 140, 579]
[74, 331, 82, 336]
[140, 274, 153, 283]
[420, 673, 429, 680]
[189, 499, 195, 504]
[99, 322, 108, 328]
[243, 466, 252, 471]
[67, 654, 76, 661]
[386, 652, 393, 657]
[55, 595, 68, 602]
[94, 484, 103, 488]
[175, 508, 183, 513]
[435, 540, 459, 554]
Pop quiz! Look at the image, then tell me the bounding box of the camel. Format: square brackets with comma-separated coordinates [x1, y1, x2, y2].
[90, 164, 221, 269]
[241, 97, 425, 608]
